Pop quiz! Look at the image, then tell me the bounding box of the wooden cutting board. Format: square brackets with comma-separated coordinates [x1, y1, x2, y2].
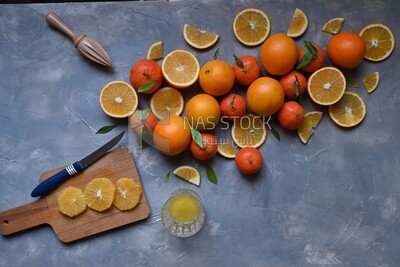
[0, 148, 150, 243]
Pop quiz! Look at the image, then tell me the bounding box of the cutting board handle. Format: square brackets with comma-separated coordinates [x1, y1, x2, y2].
[0, 199, 50, 236]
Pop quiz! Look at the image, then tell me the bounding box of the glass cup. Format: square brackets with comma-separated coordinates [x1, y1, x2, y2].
[161, 188, 205, 238]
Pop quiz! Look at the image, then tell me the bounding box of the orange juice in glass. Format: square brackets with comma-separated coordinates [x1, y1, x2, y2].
[161, 188, 205, 237]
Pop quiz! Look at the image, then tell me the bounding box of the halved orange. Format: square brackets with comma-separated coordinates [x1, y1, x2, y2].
[183, 24, 219, 49]
[147, 41, 163, 60]
[287, 8, 308, 38]
[328, 91, 366, 128]
[150, 86, 184, 120]
[233, 8, 270, 46]
[217, 140, 236, 159]
[322, 17, 345, 35]
[231, 114, 267, 148]
[99, 81, 138, 118]
[297, 111, 323, 144]
[362, 71, 380, 94]
[359, 23, 395, 62]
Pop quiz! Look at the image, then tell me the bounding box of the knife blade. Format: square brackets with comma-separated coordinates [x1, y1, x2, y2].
[31, 130, 125, 198]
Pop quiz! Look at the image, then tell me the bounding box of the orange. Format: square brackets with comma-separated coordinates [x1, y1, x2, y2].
[277, 101, 305, 130]
[327, 32, 366, 68]
[57, 186, 87, 217]
[246, 77, 284, 116]
[235, 147, 263, 174]
[185, 94, 221, 131]
[129, 109, 157, 135]
[199, 60, 235, 96]
[129, 58, 163, 94]
[297, 43, 326, 73]
[260, 33, 298, 75]
[232, 55, 261, 86]
[84, 178, 115, 212]
[232, 8, 270, 46]
[113, 177, 143, 211]
[279, 70, 307, 99]
[153, 115, 191, 156]
[189, 132, 218, 160]
[219, 93, 247, 121]
[99, 81, 138, 118]
[359, 23, 395, 62]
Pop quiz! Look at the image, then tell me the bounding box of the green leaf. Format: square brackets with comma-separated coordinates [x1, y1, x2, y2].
[233, 54, 244, 68]
[304, 40, 317, 57]
[346, 80, 359, 88]
[205, 165, 218, 185]
[135, 109, 150, 121]
[138, 82, 155, 93]
[270, 127, 281, 141]
[213, 48, 220, 60]
[296, 51, 313, 70]
[141, 125, 154, 146]
[96, 125, 117, 134]
[130, 122, 141, 128]
[164, 172, 170, 183]
[190, 127, 204, 148]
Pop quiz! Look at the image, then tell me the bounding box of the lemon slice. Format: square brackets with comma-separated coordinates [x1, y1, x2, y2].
[287, 8, 308, 38]
[161, 50, 200, 89]
[233, 8, 270, 46]
[362, 71, 380, 94]
[173, 166, 200, 186]
[297, 111, 323, 144]
[147, 41, 163, 60]
[150, 86, 184, 120]
[359, 23, 395, 62]
[322, 17, 345, 35]
[84, 178, 115, 212]
[57, 186, 87, 218]
[232, 114, 267, 148]
[217, 140, 236, 159]
[307, 67, 346, 106]
[183, 24, 219, 49]
[113, 177, 143, 211]
[328, 91, 366, 128]
[99, 81, 138, 118]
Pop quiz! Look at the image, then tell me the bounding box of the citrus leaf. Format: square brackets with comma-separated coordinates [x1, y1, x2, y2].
[138, 82, 155, 93]
[270, 127, 281, 141]
[141, 125, 154, 146]
[96, 125, 117, 134]
[296, 51, 313, 69]
[164, 172, 170, 183]
[205, 165, 218, 185]
[190, 127, 204, 148]
[233, 54, 244, 68]
[213, 48, 220, 60]
[346, 80, 359, 88]
[304, 40, 317, 56]
[135, 109, 150, 121]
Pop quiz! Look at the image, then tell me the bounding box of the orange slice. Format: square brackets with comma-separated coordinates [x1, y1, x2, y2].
[233, 8, 270, 46]
[231, 114, 267, 148]
[99, 81, 138, 118]
[173, 166, 200, 186]
[287, 8, 308, 38]
[150, 86, 184, 120]
[359, 23, 395, 62]
[362, 71, 380, 93]
[113, 177, 143, 211]
[307, 67, 346, 106]
[297, 111, 323, 144]
[161, 50, 200, 89]
[84, 178, 115, 212]
[57, 186, 87, 218]
[217, 140, 236, 159]
[147, 41, 163, 60]
[183, 24, 219, 49]
[328, 91, 366, 128]
[322, 17, 345, 35]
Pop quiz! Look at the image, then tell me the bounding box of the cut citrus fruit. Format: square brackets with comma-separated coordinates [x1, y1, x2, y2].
[99, 81, 138, 118]
[84, 178, 115, 212]
[147, 41, 163, 60]
[57, 186, 87, 218]
[287, 8, 308, 38]
[150, 86, 184, 120]
[297, 111, 323, 144]
[113, 177, 143, 211]
[233, 8, 270, 46]
[362, 71, 380, 93]
[183, 23, 219, 49]
[231, 114, 267, 148]
[322, 17, 344, 35]
[217, 140, 236, 159]
[161, 50, 200, 88]
[328, 91, 366, 128]
[359, 23, 395, 62]
[307, 67, 346, 106]
[173, 166, 200, 186]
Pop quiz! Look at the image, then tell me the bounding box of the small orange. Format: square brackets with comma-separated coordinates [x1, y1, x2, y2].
[246, 77, 285, 117]
[153, 115, 191, 156]
[297, 43, 325, 73]
[185, 94, 221, 131]
[235, 147, 263, 174]
[277, 101, 305, 130]
[199, 59, 235, 96]
[189, 132, 218, 161]
[327, 32, 366, 69]
[232, 55, 261, 86]
[219, 93, 247, 121]
[259, 33, 298, 75]
[279, 70, 307, 99]
[130, 58, 163, 94]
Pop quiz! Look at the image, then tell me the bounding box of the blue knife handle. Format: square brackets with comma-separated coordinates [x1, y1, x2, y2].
[31, 161, 84, 197]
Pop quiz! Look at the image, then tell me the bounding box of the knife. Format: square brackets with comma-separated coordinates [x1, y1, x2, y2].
[31, 130, 125, 198]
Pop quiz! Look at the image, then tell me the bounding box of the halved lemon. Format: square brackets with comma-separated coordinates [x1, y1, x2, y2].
[161, 50, 200, 88]
[297, 111, 323, 144]
[322, 17, 345, 35]
[147, 41, 163, 60]
[99, 81, 138, 118]
[217, 140, 236, 159]
[307, 67, 346, 106]
[362, 71, 380, 94]
[359, 23, 395, 62]
[57, 186, 87, 218]
[84, 178, 115, 212]
[287, 8, 308, 38]
[113, 177, 143, 211]
[173, 166, 200, 186]
[183, 24, 219, 49]
[328, 91, 366, 128]
[232, 114, 267, 148]
[150, 86, 184, 120]
[233, 8, 270, 46]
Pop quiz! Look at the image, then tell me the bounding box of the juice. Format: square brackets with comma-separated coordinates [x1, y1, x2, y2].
[168, 194, 199, 223]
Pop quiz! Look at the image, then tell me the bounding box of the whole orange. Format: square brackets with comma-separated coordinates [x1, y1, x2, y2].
[189, 132, 218, 161]
[199, 60, 235, 96]
[279, 70, 307, 99]
[260, 33, 298, 75]
[130, 58, 163, 94]
[219, 93, 247, 121]
[129, 109, 157, 134]
[232, 55, 261, 86]
[298, 43, 325, 73]
[185, 94, 221, 131]
[153, 115, 191, 156]
[327, 32, 366, 69]
[277, 101, 305, 130]
[235, 147, 263, 174]
[246, 77, 285, 117]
